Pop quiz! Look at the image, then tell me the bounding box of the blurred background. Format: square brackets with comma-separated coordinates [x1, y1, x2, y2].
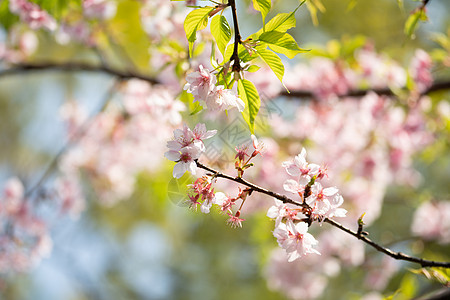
[0, 0, 449, 299]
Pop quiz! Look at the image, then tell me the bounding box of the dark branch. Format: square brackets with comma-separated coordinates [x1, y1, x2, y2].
[281, 80, 450, 99]
[0, 62, 160, 84]
[195, 160, 450, 268]
[228, 0, 242, 73]
[196, 160, 308, 208]
[324, 218, 450, 268]
[1, 62, 450, 99]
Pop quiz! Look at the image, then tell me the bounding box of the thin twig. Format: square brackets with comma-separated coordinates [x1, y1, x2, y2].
[195, 160, 450, 268]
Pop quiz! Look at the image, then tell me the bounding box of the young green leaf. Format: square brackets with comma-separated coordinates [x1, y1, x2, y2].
[184, 6, 214, 56]
[258, 31, 308, 58]
[210, 15, 232, 56]
[404, 8, 427, 38]
[256, 48, 285, 87]
[238, 79, 261, 133]
[246, 65, 261, 72]
[252, 0, 271, 25]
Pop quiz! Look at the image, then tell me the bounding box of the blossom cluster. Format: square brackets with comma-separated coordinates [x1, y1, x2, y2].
[83, 0, 117, 20]
[165, 123, 217, 178]
[57, 80, 185, 206]
[184, 65, 245, 112]
[266, 148, 347, 262]
[9, 0, 57, 31]
[0, 178, 52, 273]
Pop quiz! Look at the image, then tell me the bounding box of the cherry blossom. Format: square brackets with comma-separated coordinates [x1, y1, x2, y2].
[273, 220, 320, 262]
[184, 65, 217, 101]
[306, 182, 339, 215]
[227, 212, 245, 228]
[165, 146, 201, 178]
[411, 200, 450, 244]
[9, 0, 57, 31]
[409, 49, 433, 93]
[205, 85, 245, 112]
[282, 148, 320, 180]
[83, 0, 117, 20]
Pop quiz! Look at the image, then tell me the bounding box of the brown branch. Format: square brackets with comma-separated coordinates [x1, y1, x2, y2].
[2, 62, 449, 100]
[195, 160, 450, 268]
[0, 62, 160, 84]
[228, 0, 242, 73]
[196, 160, 308, 208]
[281, 80, 450, 99]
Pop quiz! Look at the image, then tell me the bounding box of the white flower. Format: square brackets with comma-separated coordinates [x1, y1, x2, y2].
[192, 123, 217, 151]
[324, 194, 347, 219]
[206, 85, 245, 112]
[273, 220, 320, 262]
[306, 182, 338, 215]
[164, 146, 201, 178]
[184, 65, 217, 101]
[282, 148, 319, 180]
[283, 178, 309, 195]
[267, 199, 288, 226]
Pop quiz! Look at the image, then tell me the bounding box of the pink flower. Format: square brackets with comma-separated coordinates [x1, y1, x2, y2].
[165, 146, 201, 178]
[273, 220, 320, 262]
[323, 194, 347, 219]
[409, 49, 433, 93]
[9, 0, 57, 31]
[214, 192, 235, 213]
[192, 123, 217, 151]
[411, 200, 450, 244]
[184, 65, 216, 101]
[227, 211, 245, 228]
[1, 177, 24, 215]
[282, 148, 319, 180]
[306, 182, 338, 215]
[267, 199, 305, 227]
[206, 85, 245, 112]
[83, 0, 117, 20]
[283, 178, 309, 196]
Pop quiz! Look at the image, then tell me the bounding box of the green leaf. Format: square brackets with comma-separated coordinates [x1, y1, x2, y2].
[238, 79, 261, 133]
[184, 6, 214, 56]
[404, 8, 427, 38]
[306, 0, 326, 26]
[210, 15, 232, 56]
[246, 65, 261, 72]
[256, 48, 285, 86]
[252, 0, 271, 25]
[258, 31, 308, 58]
[265, 12, 296, 33]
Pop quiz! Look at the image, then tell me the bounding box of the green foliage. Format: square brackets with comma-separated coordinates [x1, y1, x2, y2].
[184, 6, 214, 57]
[256, 48, 285, 87]
[404, 7, 428, 39]
[305, 0, 326, 26]
[0, 0, 19, 29]
[252, 0, 271, 27]
[238, 79, 261, 134]
[210, 15, 232, 56]
[258, 31, 308, 58]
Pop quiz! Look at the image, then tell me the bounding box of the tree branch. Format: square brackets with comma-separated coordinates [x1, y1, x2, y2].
[2, 62, 449, 99]
[281, 79, 450, 99]
[195, 160, 450, 268]
[0, 62, 160, 84]
[228, 0, 242, 73]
